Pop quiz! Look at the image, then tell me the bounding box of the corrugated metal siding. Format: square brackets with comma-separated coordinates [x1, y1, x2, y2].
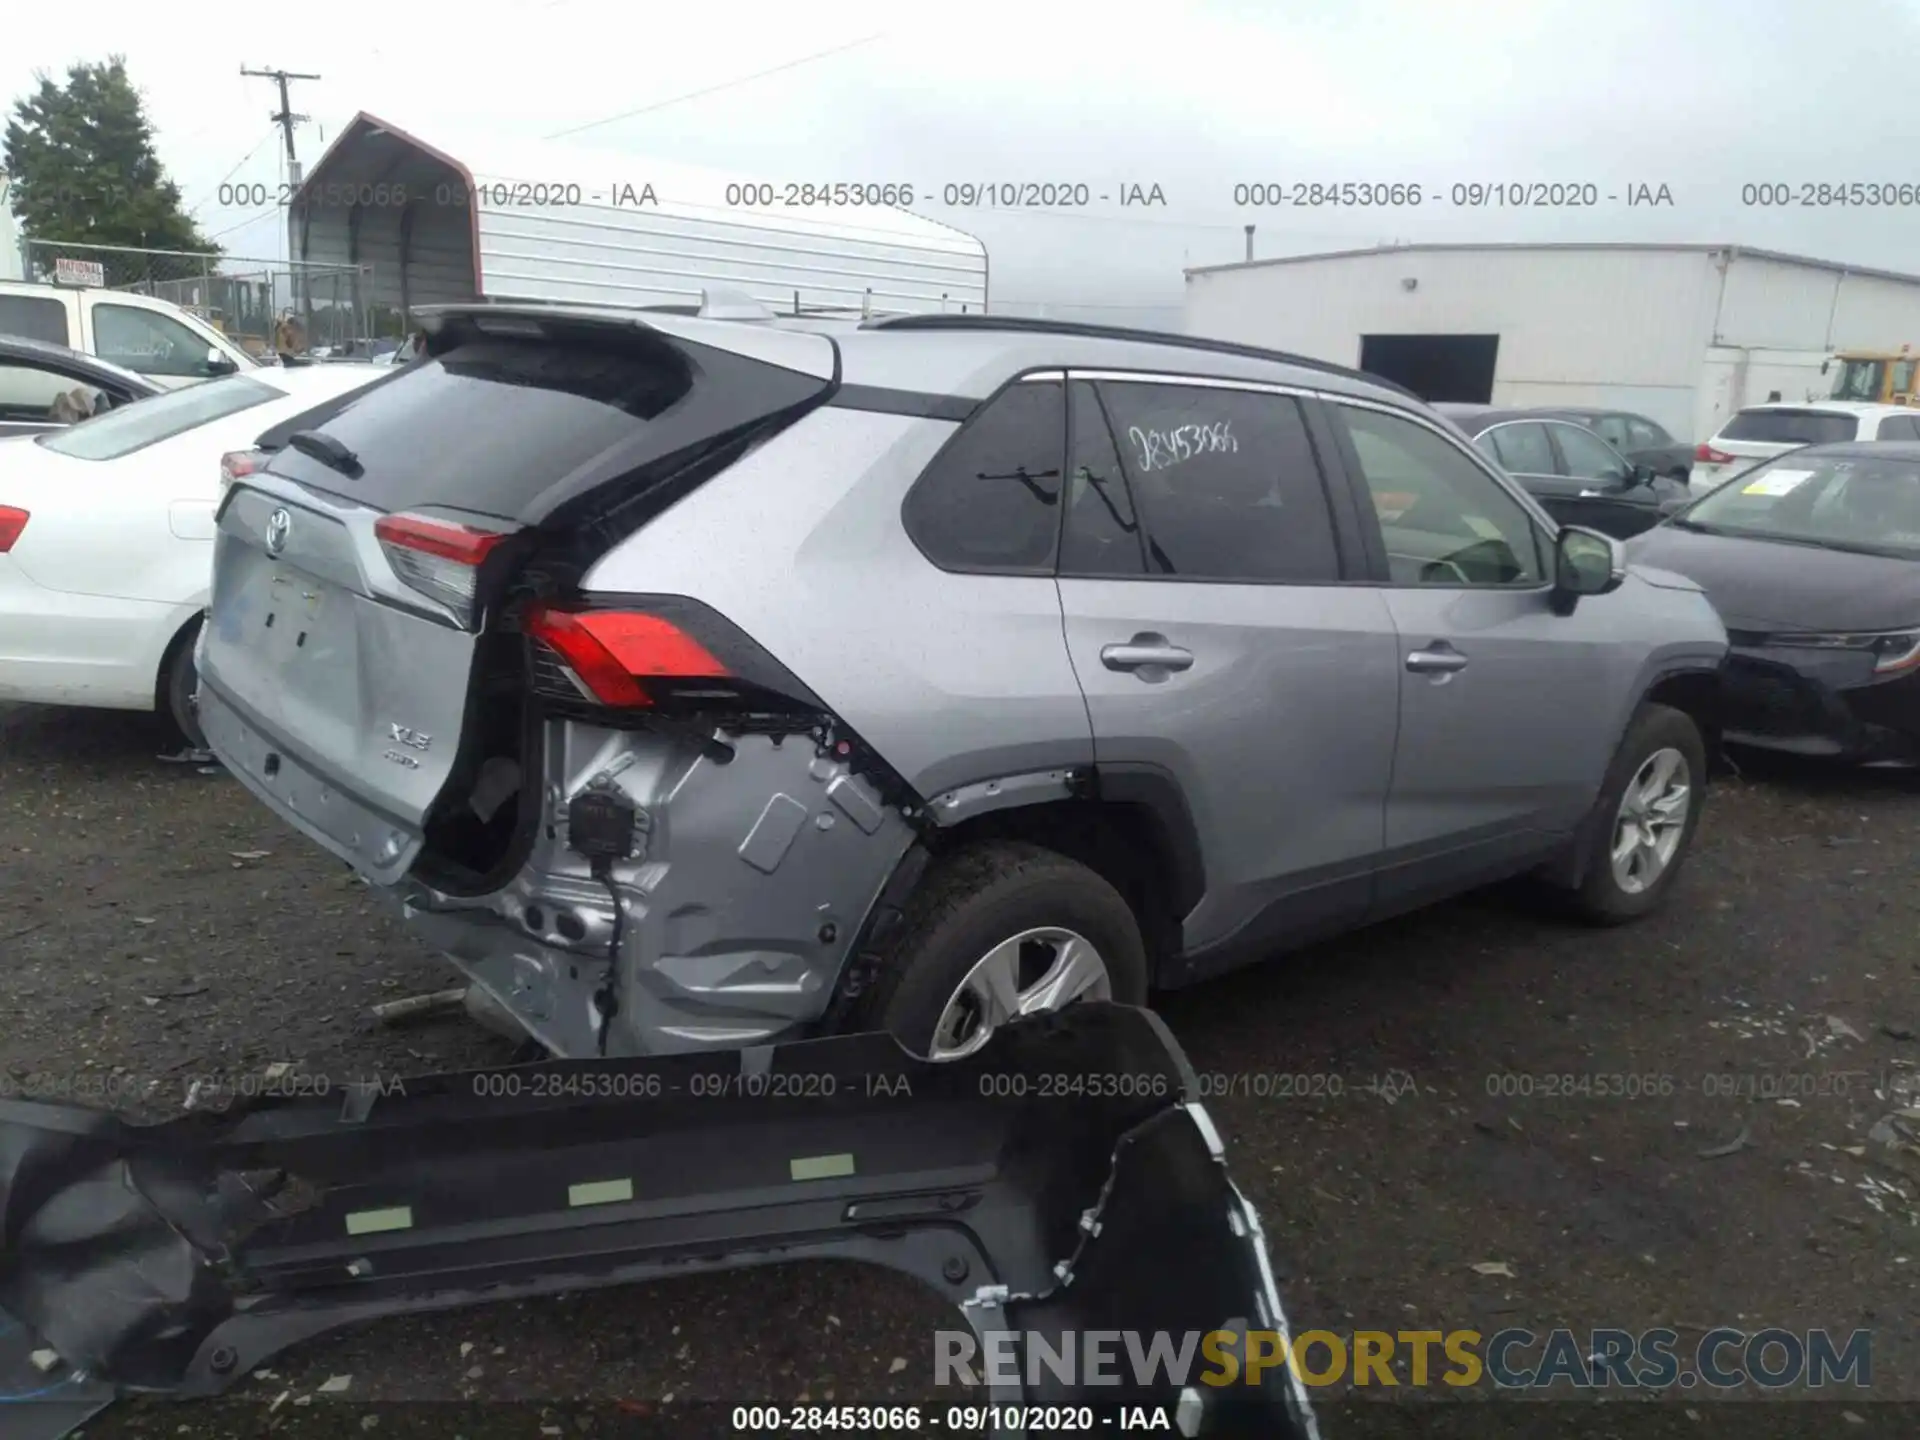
[291, 115, 986, 321]
[473, 202, 984, 314]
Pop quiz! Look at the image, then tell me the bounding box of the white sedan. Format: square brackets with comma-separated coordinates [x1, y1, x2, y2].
[0, 363, 391, 747]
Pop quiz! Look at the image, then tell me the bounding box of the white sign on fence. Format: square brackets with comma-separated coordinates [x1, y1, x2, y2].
[52, 256, 105, 287]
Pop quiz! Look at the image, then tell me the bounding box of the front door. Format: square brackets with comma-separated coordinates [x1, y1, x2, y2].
[1054, 376, 1400, 965]
[1324, 401, 1622, 913]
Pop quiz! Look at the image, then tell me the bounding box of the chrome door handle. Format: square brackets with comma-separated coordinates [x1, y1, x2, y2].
[1101, 641, 1194, 673]
[1405, 645, 1469, 674]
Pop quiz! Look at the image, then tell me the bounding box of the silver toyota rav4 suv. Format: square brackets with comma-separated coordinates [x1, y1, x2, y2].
[197, 304, 1729, 1061]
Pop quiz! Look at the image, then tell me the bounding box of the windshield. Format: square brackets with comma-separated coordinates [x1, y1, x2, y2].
[36, 374, 281, 460]
[1719, 409, 1860, 446]
[1681, 453, 1920, 554]
[1830, 359, 1886, 403]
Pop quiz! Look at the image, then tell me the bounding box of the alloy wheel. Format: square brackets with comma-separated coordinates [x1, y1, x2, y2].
[1609, 746, 1692, 895]
[928, 926, 1112, 1061]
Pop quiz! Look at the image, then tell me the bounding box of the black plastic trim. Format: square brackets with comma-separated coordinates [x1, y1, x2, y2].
[830, 384, 977, 422]
[1089, 763, 1207, 923]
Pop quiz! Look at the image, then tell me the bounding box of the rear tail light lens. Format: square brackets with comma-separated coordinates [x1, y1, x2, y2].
[0, 506, 27, 552]
[525, 604, 730, 708]
[220, 449, 266, 489]
[1695, 443, 1735, 465]
[374, 512, 513, 622]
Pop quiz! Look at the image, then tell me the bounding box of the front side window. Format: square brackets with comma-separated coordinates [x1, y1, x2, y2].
[1334, 404, 1545, 587]
[1551, 422, 1634, 483]
[1589, 414, 1632, 449]
[1487, 422, 1556, 475]
[38, 375, 280, 459]
[902, 378, 1064, 573]
[0, 360, 106, 424]
[1683, 453, 1920, 554]
[93, 303, 219, 378]
[1097, 381, 1340, 583]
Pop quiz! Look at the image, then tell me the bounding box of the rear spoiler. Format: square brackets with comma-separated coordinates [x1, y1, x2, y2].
[0, 1005, 1315, 1439]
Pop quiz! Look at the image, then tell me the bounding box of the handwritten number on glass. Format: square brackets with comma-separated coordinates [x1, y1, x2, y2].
[1128, 420, 1238, 474]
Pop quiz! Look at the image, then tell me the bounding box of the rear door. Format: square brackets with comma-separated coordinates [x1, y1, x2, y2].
[198, 312, 838, 885]
[1699, 408, 1861, 487]
[1054, 374, 1400, 963]
[1323, 399, 1621, 912]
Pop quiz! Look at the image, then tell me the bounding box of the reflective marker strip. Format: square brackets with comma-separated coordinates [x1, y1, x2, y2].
[345, 1206, 414, 1235]
[790, 1153, 856, 1181]
[569, 1178, 635, 1207]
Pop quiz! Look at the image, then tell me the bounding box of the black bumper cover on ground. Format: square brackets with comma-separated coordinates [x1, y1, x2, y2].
[0, 1004, 1315, 1439]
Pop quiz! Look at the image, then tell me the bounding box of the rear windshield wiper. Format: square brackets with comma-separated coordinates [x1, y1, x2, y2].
[285, 429, 364, 478]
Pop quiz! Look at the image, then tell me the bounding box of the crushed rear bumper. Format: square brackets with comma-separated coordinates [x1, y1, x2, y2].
[0, 1004, 1316, 1439]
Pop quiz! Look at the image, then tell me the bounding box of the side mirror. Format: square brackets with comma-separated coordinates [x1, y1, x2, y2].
[1551, 525, 1625, 615]
[204, 347, 238, 376]
[1630, 463, 1655, 488]
[1821, 360, 1832, 375]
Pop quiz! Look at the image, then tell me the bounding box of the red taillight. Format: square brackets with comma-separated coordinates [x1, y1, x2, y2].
[525, 604, 731, 708]
[374, 512, 513, 619]
[1695, 443, 1734, 465]
[220, 449, 265, 487]
[0, 506, 27, 553]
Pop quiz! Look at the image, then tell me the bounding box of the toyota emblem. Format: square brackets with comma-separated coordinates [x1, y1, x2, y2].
[265, 507, 292, 557]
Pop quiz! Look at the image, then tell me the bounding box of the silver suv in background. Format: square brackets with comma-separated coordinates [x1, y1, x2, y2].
[196, 304, 1729, 1061]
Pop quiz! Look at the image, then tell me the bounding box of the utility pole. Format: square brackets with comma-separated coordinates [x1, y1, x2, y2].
[240, 66, 321, 185]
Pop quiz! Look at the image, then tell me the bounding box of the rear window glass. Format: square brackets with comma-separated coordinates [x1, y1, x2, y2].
[0, 295, 70, 346]
[260, 338, 706, 520]
[37, 375, 281, 460]
[1720, 410, 1859, 445]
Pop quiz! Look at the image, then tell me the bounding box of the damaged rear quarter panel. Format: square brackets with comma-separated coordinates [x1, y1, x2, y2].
[579, 406, 1098, 802]
[397, 717, 914, 1057]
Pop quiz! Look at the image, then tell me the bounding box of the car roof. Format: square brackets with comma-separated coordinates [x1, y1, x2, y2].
[1432, 404, 1598, 431]
[0, 331, 159, 394]
[415, 302, 1429, 410]
[1732, 401, 1910, 416]
[1763, 440, 1920, 460]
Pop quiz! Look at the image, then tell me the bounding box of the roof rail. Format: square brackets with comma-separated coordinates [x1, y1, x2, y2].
[860, 313, 1424, 401]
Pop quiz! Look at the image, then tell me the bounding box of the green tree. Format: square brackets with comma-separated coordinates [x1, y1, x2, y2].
[4, 57, 219, 280]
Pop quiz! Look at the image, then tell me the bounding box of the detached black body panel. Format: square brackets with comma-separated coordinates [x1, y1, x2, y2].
[0, 1005, 1316, 1439]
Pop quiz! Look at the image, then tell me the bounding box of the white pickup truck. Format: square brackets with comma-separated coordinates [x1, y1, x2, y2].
[0, 278, 261, 389]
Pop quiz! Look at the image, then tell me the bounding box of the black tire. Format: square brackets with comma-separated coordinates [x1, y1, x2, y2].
[1562, 702, 1707, 925]
[849, 841, 1148, 1059]
[158, 616, 207, 751]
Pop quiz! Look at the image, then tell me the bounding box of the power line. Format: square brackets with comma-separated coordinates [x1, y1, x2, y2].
[241, 66, 322, 183]
[547, 33, 886, 140]
[188, 132, 278, 216]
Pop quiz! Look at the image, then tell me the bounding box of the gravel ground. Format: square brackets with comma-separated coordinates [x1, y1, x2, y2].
[5, 702, 1920, 1438]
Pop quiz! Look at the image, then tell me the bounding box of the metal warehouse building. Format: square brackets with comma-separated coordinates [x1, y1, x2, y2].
[1183, 243, 1920, 444]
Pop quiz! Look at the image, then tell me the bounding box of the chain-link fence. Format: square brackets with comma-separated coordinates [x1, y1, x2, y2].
[19, 240, 385, 358]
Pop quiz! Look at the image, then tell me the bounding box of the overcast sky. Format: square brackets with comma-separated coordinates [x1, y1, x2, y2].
[5, 0, 1917, 327]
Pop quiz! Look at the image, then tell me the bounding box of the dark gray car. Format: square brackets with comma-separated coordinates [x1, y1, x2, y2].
[1548, 407, 1695, 480]
[1626, 441, 1920, 761]
[0, 333, 160, 438]
[1437, 404, 1693, 539]
[195, 302, 1730, 1063]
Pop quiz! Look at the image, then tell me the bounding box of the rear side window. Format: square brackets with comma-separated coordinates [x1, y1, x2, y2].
[1874, 415, 1920, 441]
[903, 379, 1064, 573]
[1097, 382, 1339, 583]
[0, 295, 70, 346]
[1721, 409, 1859, 445]
[38, 375, 282, 459]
